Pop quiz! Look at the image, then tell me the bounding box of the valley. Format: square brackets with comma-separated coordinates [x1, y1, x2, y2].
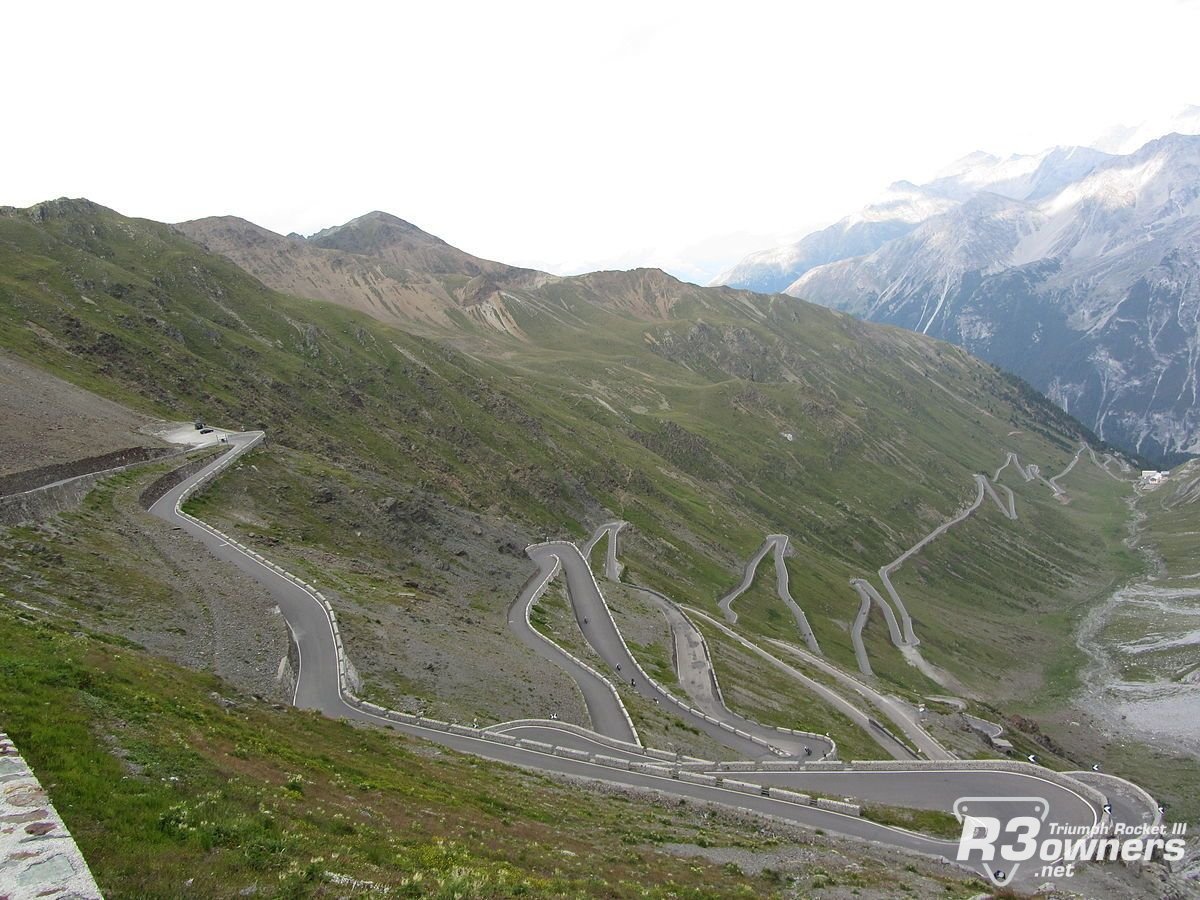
[1072, 462, 1200, 786]
[1, 197, 1196, 896]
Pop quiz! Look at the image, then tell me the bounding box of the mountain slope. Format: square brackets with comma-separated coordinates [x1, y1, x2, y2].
[11, 195, 1191, 826]
[787, 193, 1045, 324]
[176, 211, 546, 335]
[307, 210, 531, 280]
[0, 196, 1129, 707]
[788, 133, 1200, 463]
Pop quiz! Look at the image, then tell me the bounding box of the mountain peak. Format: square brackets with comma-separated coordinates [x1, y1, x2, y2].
[342, 209, 427, 233]
[307, 210, 444, 250]
[3, 197, 115, 223]
[300, 210, 542, 285]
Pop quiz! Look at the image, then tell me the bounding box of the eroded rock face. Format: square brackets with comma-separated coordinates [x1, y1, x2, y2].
[0, 733, 102, 899]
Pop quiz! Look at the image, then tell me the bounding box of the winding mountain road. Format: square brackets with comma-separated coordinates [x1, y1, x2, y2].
[980, 476, 1017, 520]
[683, 606, 916, 760]
[878, 477, 992, 649]
[763, 637, 952, 761]
[635, 586, 727, 718]
[581, 521, 625, 581]
[508, 552, 638, 744]
[529, 540, 831, 760]
[142, 433, 1132, 888]
[851, 444, 1116, 683]
[995, 452, 1036, 483]
[149, 432, 343, 714]
[1048, 445, 1087, 496]
[717, 534, 822, 654]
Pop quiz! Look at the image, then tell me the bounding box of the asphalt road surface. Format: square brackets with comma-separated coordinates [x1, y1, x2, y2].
[586, 523, 951, 761]
[581, 521, 625, 581]
[686, 607, 916, 761]
[507, 553, 638, 743]
[764, 637, 953, 761]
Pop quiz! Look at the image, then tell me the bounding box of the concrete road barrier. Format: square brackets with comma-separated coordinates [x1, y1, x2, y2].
[552, 746, 592, 761]
[482, 731, 518, 746]
[715, 761, 757, 772]
[722, 779, 765, 795]
[767, 787, 812, 805]
[645, 748, 681, 762]
[815, 798, 861, 816]
[592, 754, 631, 770]
[629, 762, 673, 777]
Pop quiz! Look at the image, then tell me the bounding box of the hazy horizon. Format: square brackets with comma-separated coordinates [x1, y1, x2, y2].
[7, 0, 1200, 284]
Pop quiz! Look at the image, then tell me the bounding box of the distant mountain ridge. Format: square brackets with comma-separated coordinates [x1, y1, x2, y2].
[716, 123, 1200, 464]
[177, 212, 719, 337]
[176, 212, 548, 334]
[710, 183, 956, 294]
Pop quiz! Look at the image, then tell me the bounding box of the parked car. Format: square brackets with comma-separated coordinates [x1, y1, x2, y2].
[199, 428, 214, 434]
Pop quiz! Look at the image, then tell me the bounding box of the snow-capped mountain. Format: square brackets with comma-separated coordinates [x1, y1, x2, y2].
[787, 133, 1200, 463]
[922, 145, 1115, 202]
[709, 183, 956, 294]
[713, 145, 1115, 296]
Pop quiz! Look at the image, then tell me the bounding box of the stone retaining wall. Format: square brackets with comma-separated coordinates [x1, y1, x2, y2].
[0, 471, 109, 526]
[0, 446, 175, 496]
[0, 445, 198, 526]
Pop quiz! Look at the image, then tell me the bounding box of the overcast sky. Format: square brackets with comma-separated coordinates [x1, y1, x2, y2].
[7, 0, 1199, 283]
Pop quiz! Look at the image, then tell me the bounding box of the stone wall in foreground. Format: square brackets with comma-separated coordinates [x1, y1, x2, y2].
[0, 732, 101, 899]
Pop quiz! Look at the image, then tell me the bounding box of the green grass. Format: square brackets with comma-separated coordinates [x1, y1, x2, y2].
[860, 804, 962, 839]
[587, 529, 608, 573]
[528, 579, 733, 760]
[2, 198, 1173, 892]
[627, 637, 679, 690]
[690, 618, 884, 762]
[0, 603, 820, 898]
[878, 456, 1141, 705]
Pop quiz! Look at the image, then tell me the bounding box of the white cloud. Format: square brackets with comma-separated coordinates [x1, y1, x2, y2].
[4, 0, 1198, 283]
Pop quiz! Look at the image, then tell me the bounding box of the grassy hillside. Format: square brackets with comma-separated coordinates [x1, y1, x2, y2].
[0, 198, 1137, 724]
[0, 462, 997, 898]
